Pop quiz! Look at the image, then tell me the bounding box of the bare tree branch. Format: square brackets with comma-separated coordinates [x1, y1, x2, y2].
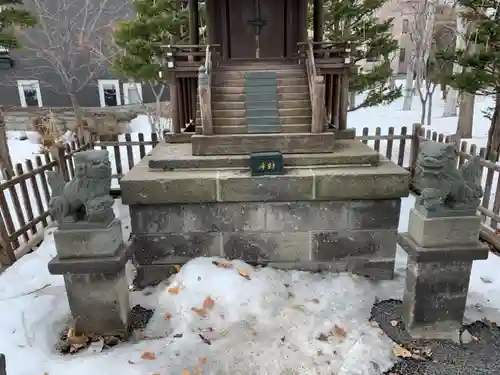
[4, 0, 133, 100]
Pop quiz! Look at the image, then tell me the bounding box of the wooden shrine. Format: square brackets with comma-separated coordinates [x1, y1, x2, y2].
[164, 0, 353, 142]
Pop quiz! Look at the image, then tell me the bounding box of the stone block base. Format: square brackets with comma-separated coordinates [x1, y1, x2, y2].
[49, 240, 132, 338]
[398, 232, 488, 339]
[129, 199, 403, 287]
[54, 219, 123, 259]
[408, 209, 481, 247]
[63, 270, 130, 338]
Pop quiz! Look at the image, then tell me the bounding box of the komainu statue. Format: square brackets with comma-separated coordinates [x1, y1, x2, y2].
[414, 140, 483, 212]
[47, 150, 115, 227]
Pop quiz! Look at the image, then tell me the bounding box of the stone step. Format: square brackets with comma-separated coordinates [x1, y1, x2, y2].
[192, 133, 338, 155]
[210, 100, 311, 110]
[148, 140, 380, 170]
[210, 116, 311, 126]
[195, 124, 311, 134]
[196, 108, 311, 118]
[213, 92, 309, 102]
[213, 85, 308, 95]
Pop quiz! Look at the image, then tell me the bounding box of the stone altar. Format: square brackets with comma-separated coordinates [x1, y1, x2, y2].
[47, 150, 132, 338]
[121, 132, 410, 288]
[399, 140, 489, 339]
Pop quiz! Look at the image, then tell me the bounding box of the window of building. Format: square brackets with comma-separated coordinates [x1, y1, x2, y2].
[399, 48, 406, 62]
[402, 19, 409, 33]
[123, 82, 143, 105]
[98, 79, 121, 107]
[17, 80, 43, 107]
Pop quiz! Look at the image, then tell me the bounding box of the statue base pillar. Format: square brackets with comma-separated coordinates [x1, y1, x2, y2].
[398, 207, 488, 340]
[48, 219, 132, 338]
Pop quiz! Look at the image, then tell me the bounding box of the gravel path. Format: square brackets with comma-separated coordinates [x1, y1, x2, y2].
[371, 299, 500, 375]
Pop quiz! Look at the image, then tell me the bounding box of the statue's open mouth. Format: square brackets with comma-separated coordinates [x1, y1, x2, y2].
[419, 158, 445, 169]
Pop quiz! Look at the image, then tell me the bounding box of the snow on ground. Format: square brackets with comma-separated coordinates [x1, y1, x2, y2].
[1, 87, 500, 373]
[1, 197, 500, 375]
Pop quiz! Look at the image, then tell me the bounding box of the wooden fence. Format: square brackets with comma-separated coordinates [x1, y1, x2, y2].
[0, 133, 159, 267]
[0, 126, 499, 268]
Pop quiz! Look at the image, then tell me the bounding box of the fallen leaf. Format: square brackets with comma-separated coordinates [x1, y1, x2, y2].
[392, 344, 412, 358]
[237, 267, 250, 279]
[216, 262, 233, 269]
[203, 296, 215, 310]
[174, 264, 181, 272]
[141, 351, 156, 360]
[332, 324, 347, 338]
[168, 286, 181, 294]
[128, 360, 135, 364]
[164, 312, 172, 320]
[311, 298, 320, 304]
[152, 373, 160, 375]
[198, 357, 208, 364]
[191, 307, 208, 317]
[390, 320, 399, 327]
[67, 328, 88, 345]
[316, 333, 329, 342]
[181, 369, 190, 375]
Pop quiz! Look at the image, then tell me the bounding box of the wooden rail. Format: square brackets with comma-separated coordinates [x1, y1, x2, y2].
[162, 44, 220, 73]
[301, 40, 326, 133]
[198, 45, 214, 135]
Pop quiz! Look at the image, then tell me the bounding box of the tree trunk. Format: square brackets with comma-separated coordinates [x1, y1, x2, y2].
[443, 89, 459, 117]
[402, 65, 414, 111]
[0, 114, 12, 180]
[486, 92, 500, 161]
[456, 93, 474, 138]
[420, 98, 427, 125]
[69, 93, 86, 141]
[441, 83, 447, 100]
[427, 91, 434, 125]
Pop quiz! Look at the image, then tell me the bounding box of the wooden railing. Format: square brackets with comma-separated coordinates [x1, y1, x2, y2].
[300, 40, 326, 133]
[307, 41, 352, 70]
[198, 44, 214, 134]
[163, 44, 220, 73]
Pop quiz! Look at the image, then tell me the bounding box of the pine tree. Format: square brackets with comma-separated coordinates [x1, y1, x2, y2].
[112, 0, 189, 83]
[0, 0, 37, 50]
[437, 1, 500, 159]
[320, 0, 402, 110]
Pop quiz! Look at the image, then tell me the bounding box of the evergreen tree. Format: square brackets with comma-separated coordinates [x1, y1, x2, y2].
[0, 0, 37, 50]
[437, 2, 500, 159]
[319, 0, 402, 110]
[112, 0, 189, 83]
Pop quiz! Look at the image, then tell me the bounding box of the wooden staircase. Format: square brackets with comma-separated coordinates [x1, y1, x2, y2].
[196, 62, 312, 134]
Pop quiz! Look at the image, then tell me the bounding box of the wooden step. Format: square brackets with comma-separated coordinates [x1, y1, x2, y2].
[191, 133, 338, 155]
[195, 124, 311, 134]
[209, 100, 311, 110]
[213, 77, 308, 87]
[211, 116, 311, 126]
[213, 92, 309, 102]
[213, 85, 308, 95]
[196, 108, 312, 118]
[213, 70, 305, 81]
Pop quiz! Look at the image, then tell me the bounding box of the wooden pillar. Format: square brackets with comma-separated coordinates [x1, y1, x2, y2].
[338, 70, 349, 130]
[0, 113, 13, 179]
[206, 0, 216, 44]
[188, 0, 199, 45]
[313, 0, 324, 42]
[298, 0, 309, 43]
[170, 77, 181, 133]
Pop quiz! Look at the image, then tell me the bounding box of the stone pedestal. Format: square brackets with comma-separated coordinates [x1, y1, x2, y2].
[48, 219, 132, 338]
[398, 208, 489, 339]
[120, 140, 410, 288]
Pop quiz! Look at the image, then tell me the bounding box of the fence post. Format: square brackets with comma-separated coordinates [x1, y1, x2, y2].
[53, 145, 70, 182]
[0, 111, 13, 180]
[409, 123, 422, 179]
